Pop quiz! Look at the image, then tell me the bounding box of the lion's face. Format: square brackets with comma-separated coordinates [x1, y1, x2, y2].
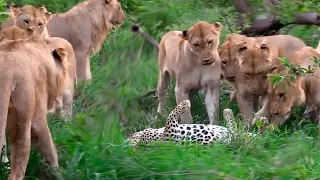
[219, 34, 247, 81]
[179, 21, 223, 65]
[269, 46, 320, 125]
[268, 76, 306, 125]
[237, 40, 274, 95]
[104, 0, 126, 28]
[220, 44, 237, 81]
[10, 5, 51, 38]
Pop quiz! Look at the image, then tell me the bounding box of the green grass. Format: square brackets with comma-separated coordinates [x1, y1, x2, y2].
[1, 1, 320, 179]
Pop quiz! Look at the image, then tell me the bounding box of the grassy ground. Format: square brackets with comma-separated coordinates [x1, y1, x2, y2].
[1, 1, 320, 179]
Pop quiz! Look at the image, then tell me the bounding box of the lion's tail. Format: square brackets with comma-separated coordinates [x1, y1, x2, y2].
[131, 25, 159, 50]
[0, 78, 12, 154]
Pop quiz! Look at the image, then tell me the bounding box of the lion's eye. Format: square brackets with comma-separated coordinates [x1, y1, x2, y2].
[208, 40, 213, 45]
[193, 43, 199, 47]
[38, 23, 43, 27]
[222, 60, 226, 65]
[24, 20, 29, 24]
[258, 72, 263, 76]
[245, 73, 250, 77]
[279, 93, 285, 99]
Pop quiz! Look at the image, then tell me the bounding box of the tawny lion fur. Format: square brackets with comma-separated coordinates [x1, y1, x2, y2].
[268, 46, 320, 126]
[157, 21, 223, 125]
[45, 0, 125, 80]
[0, 26, 77, 119]
[224, 35, 306, 125]
[0, 37, 69, 180]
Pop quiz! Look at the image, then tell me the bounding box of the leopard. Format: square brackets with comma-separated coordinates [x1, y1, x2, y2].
[127, 101, 270, 146]
[127, 127, 165, 146]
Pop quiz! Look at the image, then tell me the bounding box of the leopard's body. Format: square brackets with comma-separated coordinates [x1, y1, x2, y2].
[127, 100, 269, 146]
[163, 101, 235, 145]
[128, 127, 165, 146]
[127, 100, 244, 146]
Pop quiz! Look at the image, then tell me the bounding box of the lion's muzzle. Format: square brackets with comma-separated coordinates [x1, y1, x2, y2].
[201, 58, 215, 65]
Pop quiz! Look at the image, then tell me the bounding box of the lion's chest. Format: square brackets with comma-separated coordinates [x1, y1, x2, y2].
[175, 65, 219, 90]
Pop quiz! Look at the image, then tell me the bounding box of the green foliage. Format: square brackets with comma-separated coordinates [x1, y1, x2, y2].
[4, 0, 82, 12]
[268, 56, 320, 89]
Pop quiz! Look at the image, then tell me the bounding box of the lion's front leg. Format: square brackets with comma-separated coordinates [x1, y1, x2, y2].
[252, 94, 271, 126]
[205, 82, 220, 125]
[237, 91, 254, 125]
[175, 86, 192, 124]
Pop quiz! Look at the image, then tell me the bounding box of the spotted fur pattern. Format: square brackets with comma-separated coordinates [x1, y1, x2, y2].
[163, 100, 234, 145]
[127, 101, 268, 146]
[127, 127, 164, 146]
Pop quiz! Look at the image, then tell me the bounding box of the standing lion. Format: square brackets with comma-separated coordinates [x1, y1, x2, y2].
[46, 0, 126, 80]
[0, 37, 69, 180]
[157, 21, 223, 125]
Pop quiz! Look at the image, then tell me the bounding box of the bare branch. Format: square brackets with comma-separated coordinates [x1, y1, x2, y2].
[293, 12, 320, 25]
[234, 0, 320, 36]
[233, 0, 251, 29]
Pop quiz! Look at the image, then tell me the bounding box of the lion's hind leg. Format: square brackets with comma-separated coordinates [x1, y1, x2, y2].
[7, 87, 34, 180]
[31, 116, 59, 168]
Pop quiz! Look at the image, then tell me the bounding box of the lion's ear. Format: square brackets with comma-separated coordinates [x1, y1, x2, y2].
[53, 48, 67, 63]
[39, 6, 52, 22]
[237, 42, 248, 64]
[104, 0, 112, 4]
[212, 22, 223, 32]
[260, 43, 270, 57]
[178, 30, 189, 41]
[10, 3, 21, 19]
[44, 12, 52, 22]
[39, 6, 48, 13]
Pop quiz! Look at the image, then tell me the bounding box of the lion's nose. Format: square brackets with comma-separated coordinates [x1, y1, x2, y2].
[272, 110, 279, 116]
[202, 59, 214, 65]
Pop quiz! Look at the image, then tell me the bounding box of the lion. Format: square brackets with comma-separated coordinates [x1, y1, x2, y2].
[157, 21, 223, 125]
[234, 35, 306, 125]
[44, 0, 126, 81]
[268, 46, 320, 126]
[219, 34, 306, 103]
[0, 26, 77, 120]
[0, 37, 69, 179]
[1, 4, 51, 39]
[219, 34, 248, 83]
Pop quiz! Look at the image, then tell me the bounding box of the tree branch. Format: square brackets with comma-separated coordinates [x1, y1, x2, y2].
[234, 0, 320, 36]
[233, 0, 251, 29]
